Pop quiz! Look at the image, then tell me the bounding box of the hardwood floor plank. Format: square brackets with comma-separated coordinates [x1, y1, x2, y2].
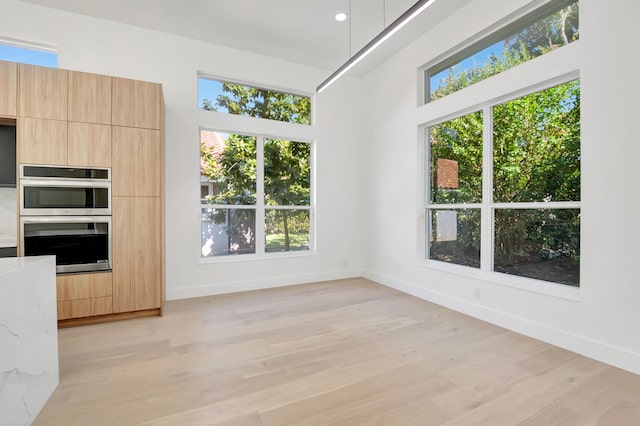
[33, 278, 640, 425]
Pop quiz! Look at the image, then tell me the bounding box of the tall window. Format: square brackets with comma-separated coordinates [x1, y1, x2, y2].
[423, 0, 580, 289]
[198, 76, 311, 125]
[426, 79, 580, 286]
[0, 40, 57, 67]
[424, 1, 578, 103]
[198, 74, 314, 258]
[200, 130, 312, 257]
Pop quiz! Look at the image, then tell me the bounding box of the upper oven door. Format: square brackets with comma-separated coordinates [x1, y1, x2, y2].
[20, 179, 111, 216]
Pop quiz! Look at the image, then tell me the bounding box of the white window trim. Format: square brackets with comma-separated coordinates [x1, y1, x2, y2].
[0, 37, 57, 53]
[417, 47, 582, 301]
[199, 130, 315, 261]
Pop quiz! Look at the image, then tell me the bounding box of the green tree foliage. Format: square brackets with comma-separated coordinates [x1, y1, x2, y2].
[506, 2, 579, 56]
[430, 111, 483, 204]
[201, 134, 256, 206]
[202, 82, 311, 125]
[493, 81, 580, 204]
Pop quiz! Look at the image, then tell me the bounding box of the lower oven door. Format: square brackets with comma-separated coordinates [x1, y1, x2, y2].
[20, 216, 112, 274]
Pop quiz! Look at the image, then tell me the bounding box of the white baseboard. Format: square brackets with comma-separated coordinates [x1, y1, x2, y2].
[364, 270, 640, 376]
[166, 268, 363, 301]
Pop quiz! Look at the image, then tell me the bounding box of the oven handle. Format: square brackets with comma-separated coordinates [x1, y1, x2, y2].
[20, 216, 112, 224]
[20, 179, 112, 188]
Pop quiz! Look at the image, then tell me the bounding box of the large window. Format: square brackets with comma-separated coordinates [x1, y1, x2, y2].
[0, 40, 57, 67]
[198, 76, 311, 125]
[425, 1, 578, 103]
[201, 130, 312, 257]
[426, 79, 580, 286]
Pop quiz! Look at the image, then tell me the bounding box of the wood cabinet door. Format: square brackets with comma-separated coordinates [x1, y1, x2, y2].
[68, 71, 112, 124]
[19, 64, 68, 120]
[18, 117, 67, 165]
[0, 61, 17, 118]
[67, 122, 111, 167]
[112, 126, 161, 196]
[56, 272, 113, 301]
[112, 77, 161, 129]
[57, 297, 112, 320]
[112, 196, 162, 313]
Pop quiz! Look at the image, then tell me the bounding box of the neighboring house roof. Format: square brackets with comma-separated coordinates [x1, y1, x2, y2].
[200, 130, 226, 176]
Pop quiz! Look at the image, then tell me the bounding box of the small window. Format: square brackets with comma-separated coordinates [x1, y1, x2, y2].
[198, 76, 311, 125]
[0, 41, 57, 68]
[425, 1, 578, 103]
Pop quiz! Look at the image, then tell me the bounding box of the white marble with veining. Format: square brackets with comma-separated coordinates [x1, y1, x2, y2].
[0, 256, 58, 426]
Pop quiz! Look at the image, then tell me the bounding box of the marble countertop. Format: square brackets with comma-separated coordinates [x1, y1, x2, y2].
[0, 255, 59, 425]
[0, 234, 17, 248]
[0, 256, 44, 274]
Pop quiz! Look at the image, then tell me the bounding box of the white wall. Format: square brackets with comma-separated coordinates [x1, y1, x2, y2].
[1, 0, 367, 298]
[361, 0, 640, 374]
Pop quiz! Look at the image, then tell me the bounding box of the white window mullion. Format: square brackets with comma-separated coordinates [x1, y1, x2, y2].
[422, 126, 431, 261]
[255, 136, 266, 254]
[481, 105, 493, 273]
[309, 141, 317, 252]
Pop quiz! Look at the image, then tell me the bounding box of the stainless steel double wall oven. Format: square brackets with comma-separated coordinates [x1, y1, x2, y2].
[20, 164, 112, 273]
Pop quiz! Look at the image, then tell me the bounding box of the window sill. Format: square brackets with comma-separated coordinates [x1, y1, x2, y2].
[417, 259, 581, 301]
[199, 250, 317, 264]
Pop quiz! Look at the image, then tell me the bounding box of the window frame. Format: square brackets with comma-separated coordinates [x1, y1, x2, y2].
[199, 128, 315, 261]
[418, 71, 581, 300]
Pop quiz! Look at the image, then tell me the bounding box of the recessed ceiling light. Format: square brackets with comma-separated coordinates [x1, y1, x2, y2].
[335, 12, 347, 22]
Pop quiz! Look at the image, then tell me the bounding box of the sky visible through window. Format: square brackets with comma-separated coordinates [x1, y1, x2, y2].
[0, 44, 57, 68]
[430, 41, 503, 92]
[198, 77, 228, 113]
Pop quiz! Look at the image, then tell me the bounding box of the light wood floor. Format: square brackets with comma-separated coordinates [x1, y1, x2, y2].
[35, 278, 640, 425]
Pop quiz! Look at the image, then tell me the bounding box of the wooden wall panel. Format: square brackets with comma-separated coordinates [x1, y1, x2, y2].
[112, 126, 161, 196]
[57, 297, 112, 320]
[112, 77, 161, 129]
[0, 60, 17, 117]
[18, 117, 67, 165]
[112, 196, 162, 313]
[56, 272, 113, 301]
[67, 122, 111, 167]
[19, 64, 68, 120]
[68, 71, 111, 124]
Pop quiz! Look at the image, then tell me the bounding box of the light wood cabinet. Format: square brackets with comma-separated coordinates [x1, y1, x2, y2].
[0, 61, 17, 118]
[112, 196, 162, 313]
[68, 71, 111, 124]
[14, 62, 164, 324]
[19, 64, 68, 120]
[112, 126, 161, 196]
[67, 122, 111, 167]
[57, 297, 112, 320]
[112, 77, 161, 129]
[18, 117, 67, 165]
[56, 272, 113, 301]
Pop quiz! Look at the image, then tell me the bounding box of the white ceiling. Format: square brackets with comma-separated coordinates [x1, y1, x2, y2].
[19, 0, 472, 74]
